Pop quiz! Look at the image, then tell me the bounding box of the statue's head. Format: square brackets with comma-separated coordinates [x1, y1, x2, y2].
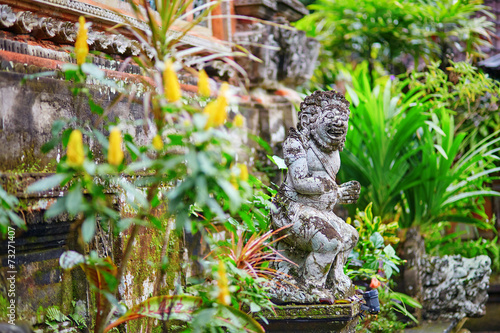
[297, 90, 350, 152]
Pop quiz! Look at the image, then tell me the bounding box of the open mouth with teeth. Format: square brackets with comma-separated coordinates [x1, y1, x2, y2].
[326, 127, 345, 138]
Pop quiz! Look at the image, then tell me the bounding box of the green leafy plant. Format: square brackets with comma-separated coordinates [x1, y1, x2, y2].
[338, 66, 430, 219]
[339, 66, 500, 228]
[347, 204, 421, 331]
[409, 60, 500, 150]
[44, 306, 71, 332]
[416, 0, 495, 66]
[296, 0, 423, 81]
[231, 175, 278, 234]
[0, 185, 25, 235]
[186, 259, 274, 328]
[295, 0, 494, 86]
[399, 108, 500, 228]
[105, 294, 264, 333]
[346, 203, 403, 282]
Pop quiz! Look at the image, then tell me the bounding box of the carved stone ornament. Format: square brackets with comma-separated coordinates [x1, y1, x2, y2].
[234, 20, 319, 88]
[0, 4, 146, 59]
[0, 5, 16, 28]
[233, 0, 308, 22]
[270, 90, 360, 303]
[32, 17, 58, 39]
[421, 255, 491, 320]
[0, 2, 229, 58]
[277, 0, 309, 22]
[12, 11, 38, 34]
[233, 0, 278, 20]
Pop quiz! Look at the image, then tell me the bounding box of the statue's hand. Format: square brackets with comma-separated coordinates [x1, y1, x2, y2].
[338, 181, 360, 204]
[316, 175, 337, 193]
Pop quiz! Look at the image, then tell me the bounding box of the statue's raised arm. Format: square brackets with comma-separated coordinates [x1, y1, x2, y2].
[271, 90, 360, 303]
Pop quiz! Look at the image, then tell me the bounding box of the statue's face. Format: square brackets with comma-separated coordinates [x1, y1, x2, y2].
[310, 107, 349, 152]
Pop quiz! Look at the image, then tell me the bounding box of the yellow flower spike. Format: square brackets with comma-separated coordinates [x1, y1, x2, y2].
[203, 100, 218, 128]
[230, 172, 238, 189]
[75, 16, 89, 66]
[217, 261, 230, 306]
[237, 163, 249, 182]
[152, 134, 164, 150]
[213, 84, 229, 126]
[67, 130, 85, 167]
[108, 128, 124, 166]
[203, 83, 229, 128]
[197, 69, 211, 97]
[233, 114, 244, 128]
[163, 59, 181, 103]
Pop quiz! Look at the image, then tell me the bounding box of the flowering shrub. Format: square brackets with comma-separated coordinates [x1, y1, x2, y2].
[26, 2, 273, 331]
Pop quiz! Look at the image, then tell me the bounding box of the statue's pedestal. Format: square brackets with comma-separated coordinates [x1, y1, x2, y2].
[261, 301, 362, 333]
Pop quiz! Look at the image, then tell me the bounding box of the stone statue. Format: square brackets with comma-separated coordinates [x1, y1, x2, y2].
[271, 90, 360, 303]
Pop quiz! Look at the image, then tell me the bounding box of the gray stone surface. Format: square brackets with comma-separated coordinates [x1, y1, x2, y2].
[234, 20, 319, 89]
[270, 91, 360, 303]
[421, 255, 491, 320]
[0, 71, 146, 170]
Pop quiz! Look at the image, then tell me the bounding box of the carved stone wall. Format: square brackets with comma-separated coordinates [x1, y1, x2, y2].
[234, 20, 319, 89]
[233, 0, 308, 22]
[0, 0, 227, 53]
[232, 0, 317, 89]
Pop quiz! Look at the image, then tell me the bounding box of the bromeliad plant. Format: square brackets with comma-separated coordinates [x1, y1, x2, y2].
[26, 1, 270, 332]
[189, 231, 284, 326]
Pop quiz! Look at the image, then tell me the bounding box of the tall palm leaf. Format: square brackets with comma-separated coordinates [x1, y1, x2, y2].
[401, 110, 500, 228]
[340, 67, 500, 228]
[340, 70, 431, 219]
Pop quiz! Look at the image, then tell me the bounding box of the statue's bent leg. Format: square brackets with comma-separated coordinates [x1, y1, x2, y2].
[293, 214, 343, 290]
[326, 220, 359, 297]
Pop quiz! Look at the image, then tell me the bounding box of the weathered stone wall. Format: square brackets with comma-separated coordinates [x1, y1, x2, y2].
[0, 175, 185, 331]
[0, 71, 185, 330]
[0, 71, 148, 170]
